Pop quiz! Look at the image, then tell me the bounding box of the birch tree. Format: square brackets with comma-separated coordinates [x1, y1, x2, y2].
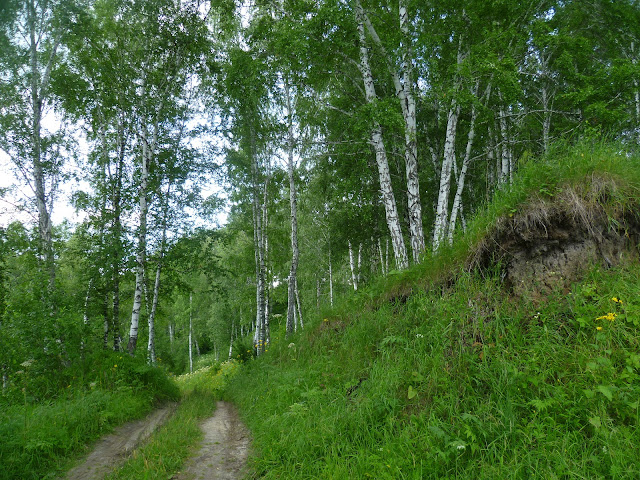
[354, 1, 408, 270]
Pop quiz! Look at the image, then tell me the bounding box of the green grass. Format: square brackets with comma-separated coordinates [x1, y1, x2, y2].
[225, 143, 640, 479]
[106, 360, 241, 479]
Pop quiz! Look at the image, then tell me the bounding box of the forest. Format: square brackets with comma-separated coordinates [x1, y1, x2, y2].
[1, 0, 640, 478]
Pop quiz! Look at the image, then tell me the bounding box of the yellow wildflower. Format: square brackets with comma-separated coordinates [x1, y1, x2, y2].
[596, 326, 603, 331]
[596, 313, 616, 322]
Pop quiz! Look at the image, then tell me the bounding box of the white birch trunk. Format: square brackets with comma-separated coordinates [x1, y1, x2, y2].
[378, 238, 386, 275]
[433, 40, 465, 252]
[228, 319, 235, 360]
[447, 82, 480, 245]
[189, 292, 193, 373]
[359, 0, 425, 262]
[329, 251, 334, 307]
[261, 164, 270, 349]
[348, 240, 358, 291]
[357, 243, 363, 284]
[285, 82, 301, 337]
[633, 42, 640, 144]
[295, 278, 303, 330]
[433, 101, 460, 251]
[399, 0, 425, 262]
[498, 102, 511, 186]
[128, 137, 149, 355]
[355, 3, 408, 270]
[27, 0, 59, 293]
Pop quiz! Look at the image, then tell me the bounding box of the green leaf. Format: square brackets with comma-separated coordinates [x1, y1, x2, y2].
[583, 389, 595, 399]
[596, 385, 613, 401]
[407, 385, 417, 399]
[588, 416, 602, 429]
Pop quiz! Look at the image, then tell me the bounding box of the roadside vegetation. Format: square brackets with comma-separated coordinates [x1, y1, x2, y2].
[225, 144, 640, 479]
[0, 351, 180, 480]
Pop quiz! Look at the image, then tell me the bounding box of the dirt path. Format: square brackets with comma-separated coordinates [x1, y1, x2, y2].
[64, 403, 176, 480]
[173, 401, 251, 480]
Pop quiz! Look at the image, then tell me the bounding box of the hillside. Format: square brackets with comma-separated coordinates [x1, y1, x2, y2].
[225, 144, 640, 479]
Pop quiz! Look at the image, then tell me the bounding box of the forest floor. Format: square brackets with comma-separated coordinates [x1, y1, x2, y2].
[64, 400, 250, 480]
[174, 401, 251, 480]
[65, 403, 177, 480]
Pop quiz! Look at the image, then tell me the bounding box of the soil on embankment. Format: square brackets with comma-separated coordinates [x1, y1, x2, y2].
[468, 177, 640, 297]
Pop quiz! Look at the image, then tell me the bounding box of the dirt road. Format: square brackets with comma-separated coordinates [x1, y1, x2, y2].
[64, 404, 176, 480]
[173, 401, 251, 480]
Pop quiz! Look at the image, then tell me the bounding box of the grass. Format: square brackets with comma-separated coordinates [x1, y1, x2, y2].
[105, 359, 241, 479]
[224, 142, 640, 479]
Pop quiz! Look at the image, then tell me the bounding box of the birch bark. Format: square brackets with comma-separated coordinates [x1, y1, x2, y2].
[285, 82, 301, 336]
[348, 240, 358, 291]
[447, 81, 482, 245]
[147, 182, 171, 365]
[432, 41, 464, 251]
[128, 125, 152, 355]
[358, 0, 424, 262]
[189, 292, 193, 373]
[27, 0, 60, 293]
[355, 2, 408, 270]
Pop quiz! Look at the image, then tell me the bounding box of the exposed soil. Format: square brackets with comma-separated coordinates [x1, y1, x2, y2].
[173, 401, 251, 480]
[64, 403, 177, 480]
[468, 182, 640, 297]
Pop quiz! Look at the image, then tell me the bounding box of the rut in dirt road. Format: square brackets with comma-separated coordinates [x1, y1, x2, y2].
[65, 403, 177, 480]
[174, 401, 251, 480]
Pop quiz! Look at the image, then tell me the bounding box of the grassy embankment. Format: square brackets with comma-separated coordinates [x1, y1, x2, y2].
[225, 143, 640, 479]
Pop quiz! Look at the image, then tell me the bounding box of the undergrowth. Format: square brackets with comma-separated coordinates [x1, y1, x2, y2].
[225, 143, 640, 479]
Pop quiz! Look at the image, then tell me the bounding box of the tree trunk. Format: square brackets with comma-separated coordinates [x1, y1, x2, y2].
[433, 101, 460, 251]
[348, 240, 358, 291]
[378, 238, 386, 275]
[359, 0, 425, 262]
[228, 319, 235, 359]
[398, 0, 425, 262]
[128, 136, 149, 355]
[147, 182, 171, 366]
[328, 249, 334, 307]
[295, 278, 303, 330]
[498, 95, 512, 186]
[27, 0, 59, 295]
[355, 2, 408, 270]
[285, 82, 300, 337]
[111, 118, 125, 352]
[251, 125, 268, 355]
[189, 292, 193, 373]
[447, 81, 480, 245]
